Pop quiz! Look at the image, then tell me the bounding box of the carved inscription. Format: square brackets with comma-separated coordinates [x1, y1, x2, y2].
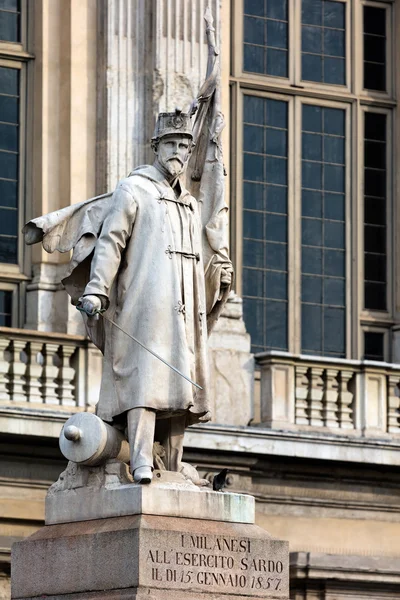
[142, 532, 288, 596]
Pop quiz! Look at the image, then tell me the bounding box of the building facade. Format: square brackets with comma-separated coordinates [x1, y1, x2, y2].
[1, 0, 400, 598]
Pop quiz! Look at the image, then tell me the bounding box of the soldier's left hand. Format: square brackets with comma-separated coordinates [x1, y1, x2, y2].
[220, 269, 232, 287]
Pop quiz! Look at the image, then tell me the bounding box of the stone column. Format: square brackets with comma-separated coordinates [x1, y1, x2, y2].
[96, 0, 222, 192]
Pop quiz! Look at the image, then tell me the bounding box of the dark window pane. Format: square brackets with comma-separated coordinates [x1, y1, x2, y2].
[364, 224, 385, 254]
[243, 95, 288, 352]
[266, 99, 288, 128]
[364, 282, 386, 310]
[302, 54, 323, 83]
[324, 57, 345, 85]
[244, 124, 264, 153]
[267, 20, 287, 49]
[365, 253, 386, 283]
[0, 123, 18, 152]
[302, 304, 322, 352]
[265, 301, 287, 349]
[244, 0, 265, 17]
[324, 108, 345, 136]
[265, 156, 287, 185]
[324, 193, 345, 221]
[0, 289, 12, 327]
[244, 96, 265, 125]
[266, 49, 288, 78]
[0, 1, 19, 10]
[302, 132, 323, 161]
[364, 62, 386, 92]
[266, 128, 287, 157]
[243, 210, 264, 240]
[244, 16, 265, 45]
[266, 0, 288, 20]
[0, 9, 19, 42]
[365, 112, 386, 141]
[323, 0, 345, 29]
[364, 168, 386, 198]
[303, 105, 322, 133]
[364, 34, 385, 64]
[0, 178, 17, 208]
[324, 249, 345, 277]
[302, 25, 322, 54]
[244, 44, 264, 74]
[0, 66, 19, 95]
[302, 0, 322, 25]
[302, 246, 323, 275]
[324, 29, 345, 57]
[0, 207, 17, 235]
[364, 196, 385, 225]
[302, 161, 322, 190]
[324, 307, 345, 353]
[244, 153, 264, 182]
[265, 271, 287, 300]
[302, 218, 322, 246]
[266, 213, 287, 242]
[324, 164, 345, 193]
[324, 220, 345, 249]
[302, 274, 322, 304]
[266, 185, 287, 214]
[363, 6, 386, 92]
[0, 95, 19, 123]
[266, 242, 287, 271]
[0, 235, 17, 263]
[0, 151, 18, 180]
[365, 140, 385, 170]
[243, 239, 265, 269]
[303, 190, 323, 218]
[364, 6, 385, 36]
[243, 268, 263, 298]
[324, 277, 345, 306]
[364, 332, 384, 361]
[324, 136, 345, 165]
[244, 182, 264, 210]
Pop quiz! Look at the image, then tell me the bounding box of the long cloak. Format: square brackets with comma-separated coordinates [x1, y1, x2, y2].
[23, 166, 230, 424]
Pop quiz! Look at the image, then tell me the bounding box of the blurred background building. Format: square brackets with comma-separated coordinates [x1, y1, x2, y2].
[1, 0, 400, 598]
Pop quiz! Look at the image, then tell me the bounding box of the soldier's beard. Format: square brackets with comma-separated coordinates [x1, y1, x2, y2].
[165, 158, 184, 177]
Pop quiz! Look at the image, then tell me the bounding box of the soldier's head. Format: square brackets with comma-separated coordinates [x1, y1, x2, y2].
[151, 109, 193, 178]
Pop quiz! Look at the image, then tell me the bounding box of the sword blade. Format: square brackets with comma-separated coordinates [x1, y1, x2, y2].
[100, 313, 203, 390]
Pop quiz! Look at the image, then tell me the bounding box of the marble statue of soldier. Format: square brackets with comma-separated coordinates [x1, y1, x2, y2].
[23, 109, 233, 484]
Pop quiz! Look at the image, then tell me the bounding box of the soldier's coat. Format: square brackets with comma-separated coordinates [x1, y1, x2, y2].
[84, 166, 210, 423]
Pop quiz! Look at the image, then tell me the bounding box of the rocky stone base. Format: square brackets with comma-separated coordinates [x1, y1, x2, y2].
[12, 514, 289, 600]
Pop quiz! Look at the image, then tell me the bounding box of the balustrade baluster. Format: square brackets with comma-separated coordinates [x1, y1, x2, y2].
[25, 342, 44, 403]
[0, 338, 11, 402]
[41, 343, 60, 405]
[308, 368, 324, 426]
[338, 370, 354, 429]
[387, 374, 400, 433]
[9, 340, 27, 402]
[57, 345, 77, 407]
[323, 368, 339, 428]
[295, 366, 309, 425]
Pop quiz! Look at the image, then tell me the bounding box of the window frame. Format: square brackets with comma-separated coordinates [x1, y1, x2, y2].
[230, 0, 396, 361]
[295, 0, 352, 94]
[0, 0, 32, 326]
[360, 104, 393, 323]
[360, 0, 394, 100]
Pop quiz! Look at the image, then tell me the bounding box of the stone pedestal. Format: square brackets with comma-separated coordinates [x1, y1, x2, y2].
[11, 464, 289, 600]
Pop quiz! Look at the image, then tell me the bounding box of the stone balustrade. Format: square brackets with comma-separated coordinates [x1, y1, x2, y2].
[0, 327, 101, 410]
[255, 351, 400, 437]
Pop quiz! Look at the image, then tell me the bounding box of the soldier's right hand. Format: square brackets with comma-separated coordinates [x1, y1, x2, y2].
[79, 295, 102, 318]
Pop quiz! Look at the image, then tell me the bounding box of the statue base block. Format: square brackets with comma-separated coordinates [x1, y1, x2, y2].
[12, 513, 289, 600]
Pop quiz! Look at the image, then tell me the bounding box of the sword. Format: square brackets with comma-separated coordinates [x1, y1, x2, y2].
[76, 304, 202, 391]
